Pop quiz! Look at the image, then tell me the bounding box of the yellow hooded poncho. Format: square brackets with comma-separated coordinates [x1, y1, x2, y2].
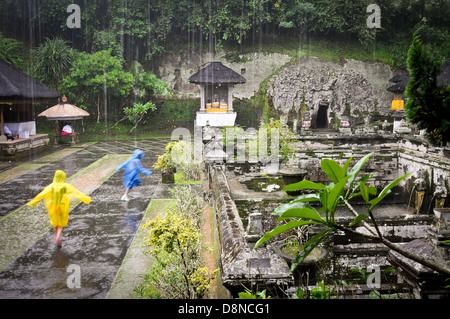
[27, 170, 91, 228]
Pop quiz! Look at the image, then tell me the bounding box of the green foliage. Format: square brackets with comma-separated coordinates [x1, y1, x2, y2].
[59, 49, 134, 119]
[0, 33, 23, 68]
[260, 118, 295, 162]
[31, 37, 76, 90]
[233, 98, 261, 128]
[153, 141, 177, 173]
[124, 102, 156, 124]
[91, 30, 124, 58]
[239, 289, 271, 299]
[138, 185, 217, 299]
[170, 141, 203, 181]
[123, 102, 156, 132]
[56, 47, 169, 131]
[130, 60, 172, 100]
[148, 99, 199, 130]
[254, 153, 411, 272]
[349, 266, 399, 299]
[405, 26, 450, 146]
[291, 280, 337, 299]
[142, 210, 201, 256]
[221, 119, 294, 163]
[0, 0, 449, 68]
[168, 185, 204, 228]
[154, 141, 202, 180]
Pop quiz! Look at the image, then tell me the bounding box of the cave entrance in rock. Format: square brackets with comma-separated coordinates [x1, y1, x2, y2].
[316, 103, 329, 129]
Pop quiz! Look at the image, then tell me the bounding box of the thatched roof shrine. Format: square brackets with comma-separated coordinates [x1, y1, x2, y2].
[189, 61, 246, 127]
[38, 99, 90, 121]
[189, 61, 246, 84]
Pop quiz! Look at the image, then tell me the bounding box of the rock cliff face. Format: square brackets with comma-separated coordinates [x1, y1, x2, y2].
[157, 50, 291, 99]
[266, 56, 394, 128]
[158, 51, 396, 128]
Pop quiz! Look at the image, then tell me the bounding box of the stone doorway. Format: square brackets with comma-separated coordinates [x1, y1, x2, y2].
[316, 103, 329, 129]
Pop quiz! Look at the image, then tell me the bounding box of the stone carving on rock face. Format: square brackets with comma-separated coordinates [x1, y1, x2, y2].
[266, 57, 389, 124]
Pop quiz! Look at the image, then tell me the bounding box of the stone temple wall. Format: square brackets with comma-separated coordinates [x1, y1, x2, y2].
[289, 136, 450, 207]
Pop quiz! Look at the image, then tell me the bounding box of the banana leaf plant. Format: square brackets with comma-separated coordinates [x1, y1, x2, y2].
[254, 153, 411, 272]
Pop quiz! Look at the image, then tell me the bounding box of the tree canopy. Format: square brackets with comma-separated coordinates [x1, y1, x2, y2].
[1, 0, 449, 67]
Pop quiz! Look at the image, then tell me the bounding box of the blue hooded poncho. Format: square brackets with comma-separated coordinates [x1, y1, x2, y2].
[116, 149, 152, 190]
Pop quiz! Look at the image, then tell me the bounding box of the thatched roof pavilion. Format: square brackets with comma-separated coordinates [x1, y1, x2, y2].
[38, 96, 89, 145]
[0, 58, 60, 101]
[0, 58, 59, 138]
[189, 61, 246, 127]
[38, 98, 90, 120]
[0, 58, 60, 154]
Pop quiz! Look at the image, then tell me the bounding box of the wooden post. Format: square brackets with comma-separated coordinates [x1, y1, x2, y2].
[0, 105, 4, 136]
[54, 120, 59, 145]
[71, 120, 77, 144]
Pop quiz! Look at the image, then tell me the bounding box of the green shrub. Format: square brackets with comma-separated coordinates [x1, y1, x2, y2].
[137, 185, 217, 299]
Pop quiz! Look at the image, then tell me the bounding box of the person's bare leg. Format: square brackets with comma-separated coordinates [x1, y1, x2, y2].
[54, 227, 63, 247]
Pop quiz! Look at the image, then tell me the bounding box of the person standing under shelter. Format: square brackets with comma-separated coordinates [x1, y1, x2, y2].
[27, 170, 91, 247]
[116, 149, 152, 201]
[61, 123, 73, 136]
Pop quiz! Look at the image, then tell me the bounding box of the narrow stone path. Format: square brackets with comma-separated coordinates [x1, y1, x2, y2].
[0, 138, 170, 299]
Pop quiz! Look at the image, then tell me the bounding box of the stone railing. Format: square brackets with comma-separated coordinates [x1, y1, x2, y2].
[209, 164, 293, 297]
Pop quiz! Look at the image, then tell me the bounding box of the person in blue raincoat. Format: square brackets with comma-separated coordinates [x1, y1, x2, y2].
[116, 149, 152, 201]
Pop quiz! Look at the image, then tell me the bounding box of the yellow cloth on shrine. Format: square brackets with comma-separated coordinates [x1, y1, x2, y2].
[391, 99, 404, 110]
[27, 170, 91, 228]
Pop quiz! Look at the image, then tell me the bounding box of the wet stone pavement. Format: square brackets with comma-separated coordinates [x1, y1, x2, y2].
[0, 148, 104, 217]
[0, 138, 170, 299]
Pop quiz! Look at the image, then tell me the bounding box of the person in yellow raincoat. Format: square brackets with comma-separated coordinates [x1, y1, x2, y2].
[27, 170, 91, 247]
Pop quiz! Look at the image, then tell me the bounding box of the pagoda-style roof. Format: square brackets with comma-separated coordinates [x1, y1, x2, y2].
[189, 61, 246, 84]
[389, 74, 409, 84]
[387, 82, 408, 93]
[387, 74, 410, 93]
[0, 58, 60, 101]
[387, 59, 450, 93]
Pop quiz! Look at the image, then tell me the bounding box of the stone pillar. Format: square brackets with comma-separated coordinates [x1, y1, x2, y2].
[227, 84, 234, 113]
[245, 212, 264, 248]
[199, 84, 205, 112]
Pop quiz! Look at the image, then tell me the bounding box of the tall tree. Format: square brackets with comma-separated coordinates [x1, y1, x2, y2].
[59, 49, 134, 123]
[404, 28, 450, 146]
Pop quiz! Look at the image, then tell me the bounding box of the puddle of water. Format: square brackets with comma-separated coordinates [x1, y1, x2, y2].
[240, 175, 285, 192]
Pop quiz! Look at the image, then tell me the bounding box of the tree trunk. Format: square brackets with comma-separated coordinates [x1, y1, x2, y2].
[97, 95, 100, 124]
